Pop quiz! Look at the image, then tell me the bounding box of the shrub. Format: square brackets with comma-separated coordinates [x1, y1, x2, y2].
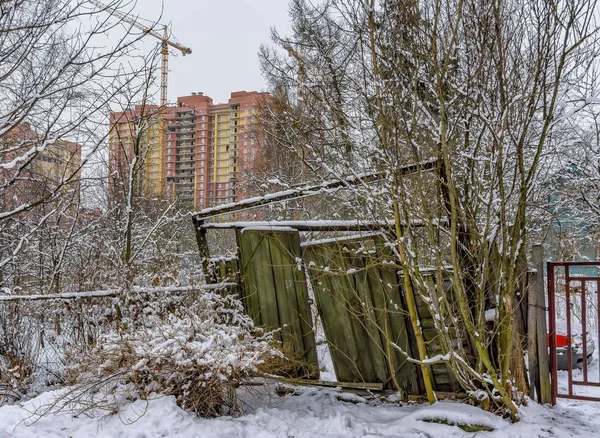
[67, 290, 279, 417]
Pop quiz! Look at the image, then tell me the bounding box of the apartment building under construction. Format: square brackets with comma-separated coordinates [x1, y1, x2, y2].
[108, 104, 166, 201]
[108, 91, 267, 209]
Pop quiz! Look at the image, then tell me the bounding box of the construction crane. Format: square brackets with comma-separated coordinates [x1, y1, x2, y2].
[90, 0, 192, 107]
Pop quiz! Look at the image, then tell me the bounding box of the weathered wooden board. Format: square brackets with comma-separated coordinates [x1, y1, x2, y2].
[237, 229, 319, 378]
[304, 239, 421, 393]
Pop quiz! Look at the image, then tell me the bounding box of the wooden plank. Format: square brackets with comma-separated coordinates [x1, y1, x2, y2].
[0, 285, 236, 302]
[335, 246, 377, 383]
[276, 377, 383, 391]
[238, 229, 261, 323]
[372, 235, 421, 394]
[203, 220, 399, 232]
[304, 244, 361, 382]
[284, 231, 319, 374]
[250, 231, 281, 340]
[234, 230, 248, 309]
[528, 269, 539, 401]
[351, 253, 389, 384]
[366, 262, 412, 392]
[194, 160, 437, 220]
[304, 245, 347, 380]
[415, 277, 460, 393]
[192, 217, 215, 283]
[268, 231, 304, 361]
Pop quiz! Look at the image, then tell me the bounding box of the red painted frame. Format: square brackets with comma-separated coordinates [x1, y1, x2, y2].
[548, 261, 600, 404]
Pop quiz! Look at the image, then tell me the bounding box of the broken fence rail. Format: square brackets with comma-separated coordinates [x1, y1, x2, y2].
[193, 160, 437, 220]
[0, 283, 237, 302]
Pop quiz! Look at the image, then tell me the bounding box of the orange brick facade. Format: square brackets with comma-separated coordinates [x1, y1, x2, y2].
[109, 91, 268, 209]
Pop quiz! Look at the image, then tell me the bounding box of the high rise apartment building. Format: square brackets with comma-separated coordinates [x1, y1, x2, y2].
[108, 91, 267, 209]
[0, 122, 82, 211]
[108, 104, 166, 200]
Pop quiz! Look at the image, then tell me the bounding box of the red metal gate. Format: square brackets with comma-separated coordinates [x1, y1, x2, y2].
[548, 261, 600, 403]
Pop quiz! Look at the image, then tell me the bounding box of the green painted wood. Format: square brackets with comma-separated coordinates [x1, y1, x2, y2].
[367, 261, 419, 393]
[238, 229, 318, 377]
[350, 254, 389, 384]
[359, 236, 421, 393]
[283, 231, 319, 373]
[249, 231, 281, 341]
[238, 230, 261, 323]
[305, 240, 416, 387]
[268, 232, 304, 359]
[304, 244, 361, 382]
[335, 247, 376, 383]
[413, 278, 462, 392]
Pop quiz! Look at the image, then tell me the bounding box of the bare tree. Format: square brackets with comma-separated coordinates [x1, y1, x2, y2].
[0, 0, 164, 290]
[260, 0, 600, 416]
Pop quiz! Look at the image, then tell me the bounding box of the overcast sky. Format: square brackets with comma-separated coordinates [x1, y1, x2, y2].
[128, 0, 293, 104]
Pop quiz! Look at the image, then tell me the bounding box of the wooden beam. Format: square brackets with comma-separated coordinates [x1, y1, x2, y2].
[276, 377, 384, 391]
[199, 219, 445, 232]
[534, 245, 552, 404]
[0, 284, 237, 302]
[193, 160, 437, 220]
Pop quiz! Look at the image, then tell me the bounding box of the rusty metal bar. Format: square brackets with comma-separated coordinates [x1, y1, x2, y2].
[548, 262, 600, 266]
[566, 264, 573, 397]
[572, 381, 600, 387]
[582, 279, 588, 383]
[564, 276, 600, 282]
[597, 279, 600, 386]
[548, 262, 558, 405]
[557, 394, 600, 402]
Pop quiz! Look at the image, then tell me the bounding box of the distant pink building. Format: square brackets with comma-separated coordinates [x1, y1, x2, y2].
[108, 91, 269, 209]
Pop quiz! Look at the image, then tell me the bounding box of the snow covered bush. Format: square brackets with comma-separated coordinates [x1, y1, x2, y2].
[67, 290, 279, 417]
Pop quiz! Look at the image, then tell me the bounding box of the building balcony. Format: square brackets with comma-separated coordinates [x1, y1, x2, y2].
[175, 168, 194, 175]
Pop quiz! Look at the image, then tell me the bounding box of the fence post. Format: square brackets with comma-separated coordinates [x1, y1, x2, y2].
[527, 250, 539, 401]
[532, 244, 551, 404]
[193, 217, 216, 284]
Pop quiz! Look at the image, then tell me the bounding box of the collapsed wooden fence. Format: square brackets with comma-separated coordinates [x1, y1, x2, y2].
[191, 161, 551, 402]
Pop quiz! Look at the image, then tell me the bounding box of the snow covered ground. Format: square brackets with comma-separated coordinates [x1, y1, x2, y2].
[1, 383, 600, 438]
[1, 342, 600, 437]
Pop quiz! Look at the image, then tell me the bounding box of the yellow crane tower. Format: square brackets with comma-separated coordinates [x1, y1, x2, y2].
[90, 0, 192, 107]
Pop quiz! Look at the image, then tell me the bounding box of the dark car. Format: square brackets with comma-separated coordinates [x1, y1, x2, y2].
[548, 320, 595, 370]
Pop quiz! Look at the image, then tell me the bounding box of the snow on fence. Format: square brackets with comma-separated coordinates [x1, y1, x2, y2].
[203, 225, 465, 393]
